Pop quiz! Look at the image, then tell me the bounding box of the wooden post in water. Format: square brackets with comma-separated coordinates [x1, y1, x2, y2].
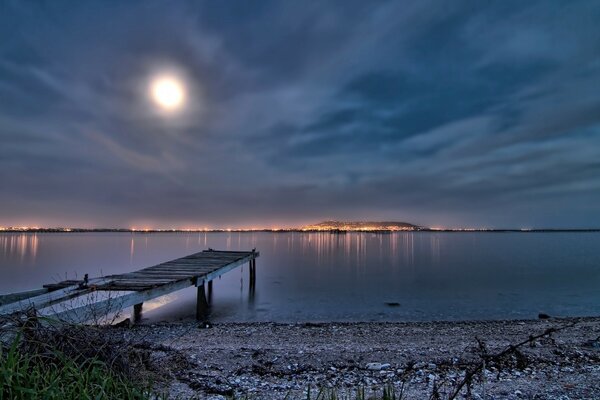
[249, 259, 256, 293]
[248, 260, 252, 284]
[133, 303, 143, 322]
[196, 284, 209, 320]
[207, 280, 213, 304]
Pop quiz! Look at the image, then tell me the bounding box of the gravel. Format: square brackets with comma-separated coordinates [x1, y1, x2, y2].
[109, 317, 600, 399]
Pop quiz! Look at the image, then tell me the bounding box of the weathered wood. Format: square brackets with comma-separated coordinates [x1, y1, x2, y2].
[46, 278, 196, 323]
[196, 284, 209, 320]
[1, 250, 259, 323]
[0, 288, 49, 306]
[43, 280, 83, 291]
[105, 279, 178, 285]
[0, 278, 109, 315]
[144, 266, 220, 272]
[133, 303, 143, 322]
[195, 253, 258, 286]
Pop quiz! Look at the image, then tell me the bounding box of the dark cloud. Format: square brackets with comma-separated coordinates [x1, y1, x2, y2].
[1, 1, 599, 228]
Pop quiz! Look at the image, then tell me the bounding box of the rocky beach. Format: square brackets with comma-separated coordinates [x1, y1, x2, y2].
[109, 317, 600, 399]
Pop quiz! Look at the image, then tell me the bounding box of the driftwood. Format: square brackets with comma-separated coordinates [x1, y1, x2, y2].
[446, 321, 577, 399]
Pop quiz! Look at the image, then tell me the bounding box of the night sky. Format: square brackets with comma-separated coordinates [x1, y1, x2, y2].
[1, 1, 599, 229]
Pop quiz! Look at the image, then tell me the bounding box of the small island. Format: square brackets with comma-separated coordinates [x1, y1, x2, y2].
[301, 220, 420, 232]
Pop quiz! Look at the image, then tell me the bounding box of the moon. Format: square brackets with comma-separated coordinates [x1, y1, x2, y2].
[150, 75, 185, 111]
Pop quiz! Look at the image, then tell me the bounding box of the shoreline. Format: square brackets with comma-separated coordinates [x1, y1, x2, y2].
[108, 316, 600, 399]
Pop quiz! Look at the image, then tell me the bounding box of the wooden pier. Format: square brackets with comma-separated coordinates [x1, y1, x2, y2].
[0, 249, 259, 323]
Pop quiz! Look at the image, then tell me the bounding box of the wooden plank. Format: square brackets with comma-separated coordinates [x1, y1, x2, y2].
[110, 277, 179, 282]
[204, 250, 258, 257]
[143, 263, 220, 268]
[146, 266, 222, 271]
[99, 286, 157, 291]
[167, 256, 244, 262]
[43, 280, 83, 290]
[102, 280, 178, 286]
[106, 281, 176, 287]
[146, 263, 222, 269]
[115, 272, 195, 279]
[172, 255, 247, 262]
[0, 277, 109, 314]
[141, 267, 218, 273]
[160, 260, 241, 267]
[47, 278, 196, 323]
[196, 253, 258, 286]
[0, 288, 49, 306]
[132, 269, 205, 275]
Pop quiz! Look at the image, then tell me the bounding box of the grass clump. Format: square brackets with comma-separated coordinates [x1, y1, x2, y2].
[0, 334, 157, 400]
[0, 312, 163, 400]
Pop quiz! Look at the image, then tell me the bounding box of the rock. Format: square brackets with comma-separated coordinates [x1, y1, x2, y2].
[114, 318, 131, 328]
[385, 302, 401, 307]
[427, 363, 437, 370]
[584, 339, 600, 348]
[199, 321, 213, 329]
[514, 389, 523, 397]
[538, 313, 551, 319]
[366, 362, 390, 370]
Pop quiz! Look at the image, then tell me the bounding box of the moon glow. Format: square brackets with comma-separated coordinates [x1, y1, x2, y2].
[150, 75, 185, 111]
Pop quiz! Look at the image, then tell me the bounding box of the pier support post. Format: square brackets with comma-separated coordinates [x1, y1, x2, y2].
[249, 258, 256, 294]
[133, 302, 143, 322]
[207, 280, 213, 304]
[196, 284, 209, 320]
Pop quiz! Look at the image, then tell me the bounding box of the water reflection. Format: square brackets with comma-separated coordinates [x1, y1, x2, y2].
[294, 232, 420, 270]
[0, 233, 39, 263]
[129, 236, 134, 265]
[1, 232, 599, 322]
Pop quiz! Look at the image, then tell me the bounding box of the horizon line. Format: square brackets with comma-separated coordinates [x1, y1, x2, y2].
[1, 226, 600, 233]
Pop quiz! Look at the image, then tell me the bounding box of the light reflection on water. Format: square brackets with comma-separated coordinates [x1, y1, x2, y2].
[0, 233, 39, 263]
[0, 232, 599, 323]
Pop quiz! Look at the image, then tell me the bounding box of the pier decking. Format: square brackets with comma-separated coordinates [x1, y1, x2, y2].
[0, 249, 259, 323]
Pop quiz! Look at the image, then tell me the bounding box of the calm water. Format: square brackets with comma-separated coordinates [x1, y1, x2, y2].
[0, 232, 599, 323]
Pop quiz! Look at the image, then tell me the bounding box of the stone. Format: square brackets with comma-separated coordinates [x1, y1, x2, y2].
[366, 362, 390, 370]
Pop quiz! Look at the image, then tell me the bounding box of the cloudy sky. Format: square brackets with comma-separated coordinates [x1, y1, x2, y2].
[1, 1, 599, 229]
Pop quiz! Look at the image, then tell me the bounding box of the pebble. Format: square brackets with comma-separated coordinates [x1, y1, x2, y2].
[366, 362, 390, 370]
[110, 319, 600, 399]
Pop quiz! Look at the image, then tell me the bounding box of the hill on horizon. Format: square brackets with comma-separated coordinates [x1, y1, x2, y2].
[302, 220, 419, 231]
